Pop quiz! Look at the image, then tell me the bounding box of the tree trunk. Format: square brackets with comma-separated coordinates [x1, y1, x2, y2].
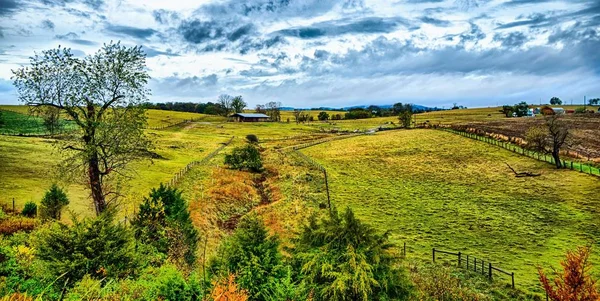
[88, 152, 106, 215]
[552, 149, 562, 169]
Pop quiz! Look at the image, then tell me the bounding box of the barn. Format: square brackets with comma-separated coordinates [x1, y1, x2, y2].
[230, 113, 270, 122]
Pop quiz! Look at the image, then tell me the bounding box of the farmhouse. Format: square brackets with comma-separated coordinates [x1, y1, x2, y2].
[541, 106, 565, 115]
[230, 113, 270, 122]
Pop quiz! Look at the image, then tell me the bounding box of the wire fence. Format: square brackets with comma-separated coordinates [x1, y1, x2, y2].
[437, 127, 600, 177]
[284, 133, 364, 152]
[432, 248, 515, 289]
[146, 118, 205, 130]
[290, 149, 331, 209]
[167, 136, 235, 187]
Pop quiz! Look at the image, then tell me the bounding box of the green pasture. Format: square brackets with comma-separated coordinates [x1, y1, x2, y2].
[302, 129, 600, 294]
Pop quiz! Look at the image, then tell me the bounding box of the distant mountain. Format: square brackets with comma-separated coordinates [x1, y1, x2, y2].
[280, 104, 444, 111]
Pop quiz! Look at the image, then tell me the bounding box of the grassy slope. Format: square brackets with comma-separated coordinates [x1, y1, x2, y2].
[302, 129, 600, 293]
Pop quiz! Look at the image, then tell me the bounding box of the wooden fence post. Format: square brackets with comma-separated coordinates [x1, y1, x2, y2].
[324, 169, 331, 211]
[466, 255, 469, 269]
[488, 263, 492, 279]
[403, 242, 406, 258]
[474, 257, 477, 271]
[13, 198, 15, 213]
[432, 248, 436, 263]
[511, 272, 515, 289]
[458, 252, 462, 267]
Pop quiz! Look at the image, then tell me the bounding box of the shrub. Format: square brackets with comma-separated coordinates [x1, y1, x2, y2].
[224, 144, 263, 172]
[20, 202, 36, 218]
[0, 218, 37, 235]
[39, 184, 69, 221]
[538, 246, 599, 301]
[132, 184, 199, 268]
[210, 274, 249, 301]
[292, 207, 413, 301]
[211, 214, 282, 301]
[411, 264, 489, 301]
[246, 134, 259, 144]
[35, 209, 137, 283]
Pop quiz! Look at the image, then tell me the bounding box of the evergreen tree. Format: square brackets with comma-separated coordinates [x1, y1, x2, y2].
[40, 184, 70, 220]
[292, 207, 412, 301]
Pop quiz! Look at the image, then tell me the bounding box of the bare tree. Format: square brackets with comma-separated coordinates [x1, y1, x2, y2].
[265, 101, 281, 121]
[526, 115, 570, 169]
[40, 106, 63, 135]
[255, 104, 266, 114]
[218, 94, 233, 116]
[293, 109, 302, 124]
[12, 43, 152, 215]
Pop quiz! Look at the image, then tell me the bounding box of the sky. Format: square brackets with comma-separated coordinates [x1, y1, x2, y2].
[0, 0, 598, 108]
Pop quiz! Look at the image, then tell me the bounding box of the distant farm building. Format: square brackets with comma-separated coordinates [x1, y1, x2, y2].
[541, 106, 565, 115]
[230, 113, 270, 122]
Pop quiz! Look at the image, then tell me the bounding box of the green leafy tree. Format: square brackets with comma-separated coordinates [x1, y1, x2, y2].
[132, 184, 199, 267]
[40, 106, 63, 135]
[36, 209, 137, 283]
[231, 96, 247, 113]
[224, 144, 263, 172]
[40, 184, 69, 220]
[501, 105, 514, 117]
[12, 43, 152, 215]
[21, 201, 37, 217]
[589, 98, 599, 106]
[550, 97, 562, 105]
[513, 101, 529, 117]
[211, 214, 283, 301]
[0, 110, 4, 126]
[318, 111, 329, 121]
[292, 208, 412, 301]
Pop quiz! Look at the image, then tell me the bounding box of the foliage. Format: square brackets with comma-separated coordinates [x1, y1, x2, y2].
[231, 96, 247, 114]
[246, 134, 259, 144]
[224, 144, 263, 172]
[64, 264, 204, 301]
[589, 98, 599, 105]
[265, 102, 282, 121]
[538, 246, 599, 301]
[331, 113, 343, 120]
[35, 209, 137, 283]
[410, 264, 488, 301]
[12, 42, 152, 215]
[131, 184, 199, 267]
[209, 274, 249, 301]
[345, 108, 372, 120]
[550, 97, 562, 105]
[0, 110, 3, 126]
[292, 207, 412, 301]
[39, 106, 63, 135]
[546, 115, 570, 169]
[20, 202, 36, 218]
[318, 111, 329, 121]
[501, 105, 514, 118]
[39, 184, 69, 221]
[513, 102, 529, 117]
[0, 217, 37, 235]
[218, 94, 233, 116]
[399, 111, 413, 128]
[211, 214, 283, 301]
[575, 107, 587, 114]
[525, 126, 548, 153]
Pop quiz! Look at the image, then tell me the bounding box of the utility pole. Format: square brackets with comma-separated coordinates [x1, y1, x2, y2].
[584, 96, 587, 110]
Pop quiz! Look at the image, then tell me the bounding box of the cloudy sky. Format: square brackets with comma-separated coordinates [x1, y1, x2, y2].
[0, 0, 598, 108]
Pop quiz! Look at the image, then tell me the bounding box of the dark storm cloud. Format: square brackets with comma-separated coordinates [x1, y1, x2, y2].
[141, 45, 179, 58]
[152, 9, 180, 25]
[419, 16, 452, 27]
[41, 19, 55, 30]
[495, 13, 550, 29]
[0, 0, 20, 16]
[55, 32, 97, 45]
[445, 22, 486, 44]
[178, 20, 227, 44]
[106, 25, 157, 39]
[404, 0, 445, 3]
[199, 0, 351, 19]
[291, 35, 600, 78]
[40, 0, 104, 10]
[493, 31, 528, 48]
[497, 1, 600, 29]
[503, 0, 555, 6]
[275, 17, 409, 39]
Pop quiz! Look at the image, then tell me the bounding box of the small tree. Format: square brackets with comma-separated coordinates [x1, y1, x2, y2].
[246, 134, 259, 144]
[265, 101, 281, 121]
[550, 97, 563, 105]
[293, 109, 302, 124]
[588, 98, 599, 106]
[40, 184, 69, 220]
[513, 101, 529, 117]
[399, 111, 413, 128]
[231, 95, 247, 113]
[211, 214, 282, 301]
[501, 105, 514, 117]
[318, 111, 329, 121]
[526, 115, 570, 169]
[538, 246, 599, 301]
[21, 202, 37, 217]
[40, 106, 63, 134]
[132, 184, 199, 267]
[224, 144, 263, 172]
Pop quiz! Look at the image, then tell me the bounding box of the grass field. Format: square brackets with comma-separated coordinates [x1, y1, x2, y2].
[302, 129, 600, 293]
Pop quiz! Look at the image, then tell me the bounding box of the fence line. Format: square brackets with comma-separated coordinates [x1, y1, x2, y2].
[167, 136, 235, 187]
[432, 248, 515, 289]
[437, 127, 600, 178]
[147, 118, 204, 130]
[284, 133, 364, 152]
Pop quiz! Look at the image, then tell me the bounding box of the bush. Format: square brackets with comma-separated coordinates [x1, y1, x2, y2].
[21, 202, 36, 218]
[132, 184, 199, 268]
[292, 207, 413, 301]
[39, 184, 69, 221]
[211, 214, 282, 301]
[0, 217, 37, 235]
[246, 134, 259, 144]
[35, 209, 137, 283]
[224, 145, 263, 172]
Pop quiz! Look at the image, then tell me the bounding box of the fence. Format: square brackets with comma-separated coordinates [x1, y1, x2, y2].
[432, 248, 515, 288]
[291, 149, 331, 209]
[147, 117, 205, 130]
[285, 133, 364, 152]
[438, 127, 600, 177]
[167, 136, 235, 187]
